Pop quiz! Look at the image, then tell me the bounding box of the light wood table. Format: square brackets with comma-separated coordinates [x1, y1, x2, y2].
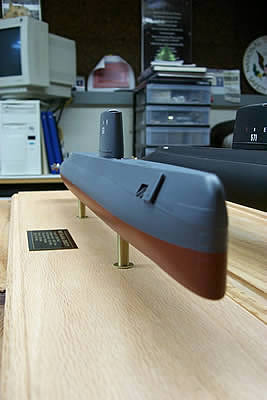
[0, 191, 266, 399]
[226, 202, 266, 322]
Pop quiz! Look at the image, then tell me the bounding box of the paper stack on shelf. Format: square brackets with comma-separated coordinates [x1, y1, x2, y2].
[137, 61, 212, 84]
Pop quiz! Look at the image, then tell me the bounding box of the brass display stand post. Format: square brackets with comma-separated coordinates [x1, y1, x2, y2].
[76, 200, 132, 268]
[77, 200, 87, 219]
[114, 234, 133, 269]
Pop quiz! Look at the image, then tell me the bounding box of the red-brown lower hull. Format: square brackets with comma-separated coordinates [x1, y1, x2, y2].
[62, 175, 227, 299]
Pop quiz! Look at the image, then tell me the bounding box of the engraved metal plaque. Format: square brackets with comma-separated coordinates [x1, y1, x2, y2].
[27, 229, 78, 251]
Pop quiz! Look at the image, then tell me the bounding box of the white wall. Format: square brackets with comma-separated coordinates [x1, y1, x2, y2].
[59, 103, 240, 159]
[209, 109, 237, 129]
[59, 106, 134, 158]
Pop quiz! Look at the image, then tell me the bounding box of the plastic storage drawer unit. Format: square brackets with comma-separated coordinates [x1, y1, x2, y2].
[135, 145, 157, 158]
[136, 126, 210, 146]
[136, 83, 211, 105]
[141, 105, 210, 126]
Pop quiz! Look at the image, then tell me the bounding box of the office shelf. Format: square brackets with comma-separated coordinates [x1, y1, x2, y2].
[136, 126, 210, 146]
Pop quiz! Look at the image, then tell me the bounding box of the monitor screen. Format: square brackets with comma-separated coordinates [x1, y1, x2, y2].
[0, 27, 21, 77]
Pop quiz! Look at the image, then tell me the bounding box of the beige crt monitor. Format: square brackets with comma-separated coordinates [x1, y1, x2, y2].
[0, 16, 76, 100]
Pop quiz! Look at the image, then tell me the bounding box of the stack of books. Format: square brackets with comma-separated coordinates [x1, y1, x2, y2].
[137, 61, 212, 84]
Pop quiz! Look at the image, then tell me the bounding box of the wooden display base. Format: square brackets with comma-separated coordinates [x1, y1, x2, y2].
[0, 200, 10, 291]
[0, 191, 266, 399]
[0, 199, 10, 377]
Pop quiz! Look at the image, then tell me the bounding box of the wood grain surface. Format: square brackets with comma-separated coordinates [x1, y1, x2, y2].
[0, 199, 10, 378]
[226, 202, 267, 323]
[0, 200, 10, 291]
[0, 191, 266, 400]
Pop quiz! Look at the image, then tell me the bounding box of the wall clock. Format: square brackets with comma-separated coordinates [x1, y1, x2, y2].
[243, 36, 267, 95]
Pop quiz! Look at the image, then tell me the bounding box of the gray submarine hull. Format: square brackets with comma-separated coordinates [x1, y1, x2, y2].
[61, 152, 228, 299]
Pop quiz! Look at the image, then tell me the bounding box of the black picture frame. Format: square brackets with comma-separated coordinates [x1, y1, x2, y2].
[141, 0, 192, 71]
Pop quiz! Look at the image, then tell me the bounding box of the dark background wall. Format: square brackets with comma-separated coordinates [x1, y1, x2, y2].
[1, 0, 266, 94]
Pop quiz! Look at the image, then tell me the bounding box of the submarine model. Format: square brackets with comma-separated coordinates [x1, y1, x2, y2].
[60, 110, 228, 300]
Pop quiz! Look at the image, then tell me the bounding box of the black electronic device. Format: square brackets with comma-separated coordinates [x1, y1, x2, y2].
[143, 146, 267, 211]
[233, 103, 267, 150]
[99, 109, 124, 159]
[143, 103, 267, 211]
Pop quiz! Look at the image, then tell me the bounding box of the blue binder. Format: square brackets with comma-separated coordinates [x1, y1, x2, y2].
[41, 111, 57, 174]
[46, 110, 63, 166]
